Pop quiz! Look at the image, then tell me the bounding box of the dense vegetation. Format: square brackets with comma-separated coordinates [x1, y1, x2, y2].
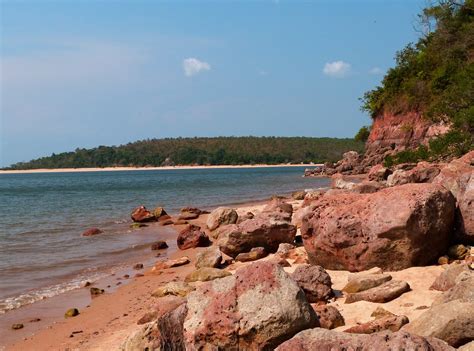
[5, 137, 364, 170]
[361, 0, 474, 164]
[354, 126, 371, 143]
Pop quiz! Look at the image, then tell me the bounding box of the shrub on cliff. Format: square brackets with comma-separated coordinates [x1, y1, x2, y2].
[361, 0, 474, 163]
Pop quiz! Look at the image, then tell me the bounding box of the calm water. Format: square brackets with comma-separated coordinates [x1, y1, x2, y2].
[0, 167, 329, 313]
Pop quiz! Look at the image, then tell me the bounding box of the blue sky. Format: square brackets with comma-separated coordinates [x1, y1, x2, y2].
[1, 0, 426, 167]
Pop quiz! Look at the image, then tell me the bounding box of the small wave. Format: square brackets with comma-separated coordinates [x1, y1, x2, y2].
[0, 271, 107, 314]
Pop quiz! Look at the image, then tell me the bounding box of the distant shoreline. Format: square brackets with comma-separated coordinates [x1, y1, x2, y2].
[0, 163, 322, 175]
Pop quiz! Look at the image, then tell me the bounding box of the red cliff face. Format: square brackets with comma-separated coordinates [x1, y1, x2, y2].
[362, 111, 450, 168]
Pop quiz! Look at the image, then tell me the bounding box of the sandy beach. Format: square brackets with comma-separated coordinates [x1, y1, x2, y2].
[0, 164, 321, 175]
[2, 199, 447, 351]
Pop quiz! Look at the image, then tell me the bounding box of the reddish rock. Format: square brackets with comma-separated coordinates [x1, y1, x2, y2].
[345, 315, 409, 334]
[261, 198, 294, 222]
[291, 264, 333, 303]
[236, 211, 254, 224]
[301, 183, 456, 271]
[334, 151, 361, 173]
[177, 225, 210, 250]
[81, 228, 103, 236]
[154, 256, 190, 270]
[131, 206, 156, 223]
[387, 162, 441, 187]
[275, 328, 455, 351]
[345, 280, 410, 304]
[265, 255, 291, 267]
[137, 295, 185, 325]
[183, 262, 318, 350]
[312, 305, 345, 330]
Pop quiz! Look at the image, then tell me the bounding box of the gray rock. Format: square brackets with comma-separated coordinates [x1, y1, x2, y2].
[206, 207, 238, 231]
[195, 247, 222, 269]
[291, 264, 333, 303]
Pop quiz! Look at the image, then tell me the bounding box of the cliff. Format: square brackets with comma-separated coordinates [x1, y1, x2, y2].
[361, 111, 451, 170]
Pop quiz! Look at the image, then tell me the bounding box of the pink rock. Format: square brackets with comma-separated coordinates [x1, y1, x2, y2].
[302, 183, 456, 271]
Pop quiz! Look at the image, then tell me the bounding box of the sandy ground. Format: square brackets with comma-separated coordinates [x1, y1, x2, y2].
[0, 164, 320, 175]
[3, 200, 446, 351]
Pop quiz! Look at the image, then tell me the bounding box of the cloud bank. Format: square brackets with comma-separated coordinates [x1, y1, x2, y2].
[323, 60, 351, 78]
[183, 57, 211, 77]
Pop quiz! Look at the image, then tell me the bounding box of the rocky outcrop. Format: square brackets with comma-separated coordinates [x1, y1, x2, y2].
[290, 265, 333, 303]
[206, 207, 238, 231]
[177, 225, 210, 250]
[387, 162, 441, 186]
[183, 261, 318, 350]
[218, 201, 296, 258]
[301, 183, 456, 271]
[275, 328, 455, 351]
[361, 111, 450, 170]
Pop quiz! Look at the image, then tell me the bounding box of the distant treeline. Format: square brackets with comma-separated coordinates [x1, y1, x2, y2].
[6, 137, 364, 170]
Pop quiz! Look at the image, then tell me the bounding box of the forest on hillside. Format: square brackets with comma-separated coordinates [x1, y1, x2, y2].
[5, 137, 364, 170]
[361, 0, 473, 164]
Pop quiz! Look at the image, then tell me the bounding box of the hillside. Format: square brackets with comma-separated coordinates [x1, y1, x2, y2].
[360, 0, 474, 167]
[5, 137, 364, 170]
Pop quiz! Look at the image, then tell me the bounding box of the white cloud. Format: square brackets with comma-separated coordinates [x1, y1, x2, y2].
[323, 60, 351, 78]
[369, 67, 384, 75]
[183, 57, 211, 77]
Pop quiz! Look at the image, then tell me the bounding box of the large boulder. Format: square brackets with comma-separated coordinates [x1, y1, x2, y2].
[183, 261, 318, 350]
[433, 151, 474, 243]
[131, 206, 156, 223]
[290, 265, 333, 303]
[177, 225, 210, 250]
[368, 164, 392, 181]
[301, 183, 456, 271]
[206, 207, 238, 231]
[218, 217, 296, 258]
[334, 151, 361, 173]
[121, 303, 187, 351]
[275, 328, 455, 351]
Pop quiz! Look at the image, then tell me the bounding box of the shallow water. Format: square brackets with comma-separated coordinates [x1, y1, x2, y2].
[0, 167, 329, 313]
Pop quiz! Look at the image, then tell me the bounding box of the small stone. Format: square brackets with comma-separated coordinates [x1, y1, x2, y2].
[343, 273, 392, 293]
[64, 308, 79, 318]
[438, 256, 450, 265]
[12, 323, 24, 330]
[151, 241, 168, 250]
[83, 281, 91, 287]
[135, 273, 144, 277]
[124, 274, 130, 279]
[133, 263, 144, 270]
[235, 247, 268, 262]
[81, 228, 103, 236]
[370, 307, 396, 319]
[152, 281, 195, 298]
[29, 318, 41, 323]
[90, 287, 104, 296]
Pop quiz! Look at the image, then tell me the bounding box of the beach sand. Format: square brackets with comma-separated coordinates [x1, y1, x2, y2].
[0, 164, 320, 175]
[2, 200, 445, 351]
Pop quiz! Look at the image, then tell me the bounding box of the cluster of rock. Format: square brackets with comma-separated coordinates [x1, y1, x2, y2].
[304, 151, 362, 176]
[299, 151, 473, 271]
[118, 151, 473, 350]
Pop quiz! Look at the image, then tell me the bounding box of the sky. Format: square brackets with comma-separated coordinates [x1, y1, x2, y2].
[0, 0, 427, 167]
